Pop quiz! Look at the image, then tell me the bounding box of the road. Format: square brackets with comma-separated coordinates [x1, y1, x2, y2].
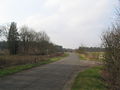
[0, 53, 100, 90]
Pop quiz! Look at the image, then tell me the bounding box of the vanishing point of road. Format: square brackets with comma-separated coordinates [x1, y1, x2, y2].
[0, 53, 100, 90]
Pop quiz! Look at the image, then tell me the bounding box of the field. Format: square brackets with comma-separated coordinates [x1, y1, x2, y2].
[78, 52, 104, 61]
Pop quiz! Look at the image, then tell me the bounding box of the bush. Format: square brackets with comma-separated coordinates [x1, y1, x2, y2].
[103, 25, 120, 90]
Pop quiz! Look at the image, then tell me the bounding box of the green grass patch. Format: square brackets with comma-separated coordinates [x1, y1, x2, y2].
[72, 66, 107, 90]
[0, 53, 68, 77]
[79, 54, 88, 60]
[49, 53, 68, 62]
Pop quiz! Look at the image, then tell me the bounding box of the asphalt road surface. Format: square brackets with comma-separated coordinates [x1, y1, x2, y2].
[0, 53, 100, 90]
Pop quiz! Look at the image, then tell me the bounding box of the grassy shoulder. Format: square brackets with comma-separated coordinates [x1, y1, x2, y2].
[0, 53, 69, 77]
[72, 66, 107, 90]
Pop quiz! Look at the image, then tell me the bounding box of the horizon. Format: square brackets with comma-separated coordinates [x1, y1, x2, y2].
[0, 0, 118, 49]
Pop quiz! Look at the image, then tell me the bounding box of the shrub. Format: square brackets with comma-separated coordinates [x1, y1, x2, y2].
[103, 25, 120, 90]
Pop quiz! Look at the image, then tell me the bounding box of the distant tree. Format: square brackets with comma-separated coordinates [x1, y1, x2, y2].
[77, 46, 104, 52]
[8, 22, 19, 55]
[78, 47, 86, 53]
[38, 31, 50, 55]
[19, 26, 39, 54]
[40, 31, 50, 42]
[19, 26, 30, 54]
[0, 29, 2, 36]
[19, 26, 63, 55]
[0, 24, 10, 41]
[1, 24, 63, 55]
[0, 41, 7, 50]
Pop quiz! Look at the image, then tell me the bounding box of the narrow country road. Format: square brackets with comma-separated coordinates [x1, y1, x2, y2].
[0, 53, 100, 90]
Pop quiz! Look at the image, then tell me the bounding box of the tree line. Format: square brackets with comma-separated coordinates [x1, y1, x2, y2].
[0, 22, 63, 55]
[77, 46, 104, 53]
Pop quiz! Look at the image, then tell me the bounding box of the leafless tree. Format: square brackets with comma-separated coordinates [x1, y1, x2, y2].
[0, 24, 10, 41]
[19, 26, 51, 55]
[19, 26, 36, 54]
[102, 2, 120, 88]
[0, 24, 63, 55]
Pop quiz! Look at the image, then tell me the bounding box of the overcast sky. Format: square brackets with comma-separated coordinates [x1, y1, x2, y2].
[0, 0, 118, 49]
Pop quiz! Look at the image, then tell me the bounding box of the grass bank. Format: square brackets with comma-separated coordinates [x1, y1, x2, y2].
[72, 66, 107, 90]
[0, 53, 68, 77]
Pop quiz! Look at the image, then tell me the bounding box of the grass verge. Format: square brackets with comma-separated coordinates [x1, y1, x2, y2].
[72, 66, 107, 90]
[0, 53, 68, 77]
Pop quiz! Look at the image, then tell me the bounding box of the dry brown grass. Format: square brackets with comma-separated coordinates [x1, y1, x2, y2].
[79, 52, 104, 61]
[0, 53, 64, 69]
[0, 55, 48, 69]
